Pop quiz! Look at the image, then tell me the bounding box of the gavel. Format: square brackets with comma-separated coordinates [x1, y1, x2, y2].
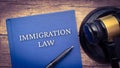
[79, 6, 120, 68]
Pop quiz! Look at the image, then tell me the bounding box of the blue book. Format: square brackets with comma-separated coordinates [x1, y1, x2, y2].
[6, 10, 82, 68]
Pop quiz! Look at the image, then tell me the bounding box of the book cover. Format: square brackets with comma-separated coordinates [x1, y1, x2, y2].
[6, 10, 82, 68]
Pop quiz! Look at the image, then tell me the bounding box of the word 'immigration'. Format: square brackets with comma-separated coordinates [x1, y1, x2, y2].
[19, 28, 71, 41]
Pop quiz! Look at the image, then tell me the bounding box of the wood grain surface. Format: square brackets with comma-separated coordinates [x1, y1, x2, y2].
[0, 0, 120, 68]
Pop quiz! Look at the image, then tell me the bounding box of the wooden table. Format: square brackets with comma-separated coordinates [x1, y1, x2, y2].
[0, 0, 120, 68]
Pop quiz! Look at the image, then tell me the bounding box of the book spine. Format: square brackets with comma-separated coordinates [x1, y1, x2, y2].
[6, 19, 14, 67]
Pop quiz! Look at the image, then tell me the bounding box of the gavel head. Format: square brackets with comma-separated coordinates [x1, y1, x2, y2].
[83, 14, 120, 44]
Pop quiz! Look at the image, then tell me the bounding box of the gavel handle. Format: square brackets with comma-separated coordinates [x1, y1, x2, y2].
[106, 42, 119, 68]
[111, 58, 119, 68]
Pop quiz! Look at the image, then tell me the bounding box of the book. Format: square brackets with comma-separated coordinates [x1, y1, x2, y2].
[6, 10, 82, 68]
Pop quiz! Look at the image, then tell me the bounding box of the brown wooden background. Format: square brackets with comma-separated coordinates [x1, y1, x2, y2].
[0, 0, 120, 68]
